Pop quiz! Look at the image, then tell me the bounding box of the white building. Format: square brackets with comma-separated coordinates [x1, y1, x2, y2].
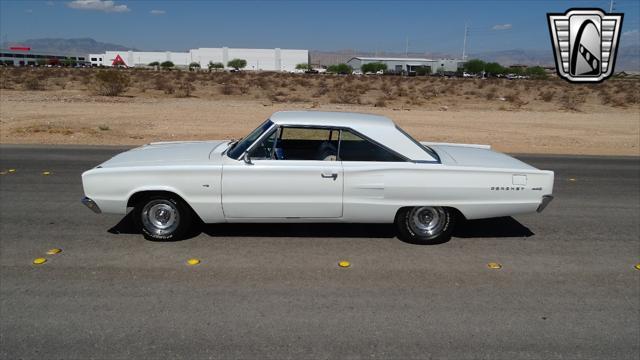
[89, 47, 309, 72]
[347, 57, 465, 74]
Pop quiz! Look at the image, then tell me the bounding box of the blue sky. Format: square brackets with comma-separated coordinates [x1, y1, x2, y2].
[1, 0, 638, 55]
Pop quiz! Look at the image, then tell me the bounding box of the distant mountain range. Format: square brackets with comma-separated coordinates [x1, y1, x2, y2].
[3, 38, 638, 71]
[1, 38, 138, 55]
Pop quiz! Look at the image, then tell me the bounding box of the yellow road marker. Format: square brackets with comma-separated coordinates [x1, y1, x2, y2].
[46, 248, 62, 255]
[186, 258, 201, 266]
[33, 258, 47, 265]
[338, 260, 351, 268]
[42, 171, 52, 176]
[568, 178, 576, 182]
[487, 262, 502, 269]
[8, 169, 16, 173]
[635, 263, 640, 271]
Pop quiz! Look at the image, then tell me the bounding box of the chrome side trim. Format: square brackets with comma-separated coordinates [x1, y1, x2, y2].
[81, 196, 101, 214]
[537, 195, 554, 213]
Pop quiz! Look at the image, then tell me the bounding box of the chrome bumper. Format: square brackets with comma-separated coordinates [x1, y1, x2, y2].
[536, 195, 554, 213]
[81, 196, 101, 214]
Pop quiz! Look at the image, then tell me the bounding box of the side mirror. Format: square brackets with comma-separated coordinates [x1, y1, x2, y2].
[242, 152, 253, 165]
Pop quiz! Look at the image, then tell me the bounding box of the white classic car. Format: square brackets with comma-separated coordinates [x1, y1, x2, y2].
[82, 111, 554, 244]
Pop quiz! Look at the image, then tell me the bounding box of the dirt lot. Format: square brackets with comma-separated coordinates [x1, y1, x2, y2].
[1, 68, 638, 155]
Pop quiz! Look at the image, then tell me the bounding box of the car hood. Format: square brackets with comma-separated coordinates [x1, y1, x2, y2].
[99, 141, 228, 168]
[425, 143, 537, 170]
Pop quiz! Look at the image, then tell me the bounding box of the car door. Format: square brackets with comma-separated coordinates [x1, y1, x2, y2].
[222, 126, 343, 219]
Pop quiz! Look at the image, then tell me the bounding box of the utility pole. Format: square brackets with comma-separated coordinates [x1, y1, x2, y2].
[462, 23, 469, 60]
[609, 0, 614, 12]
[405, 36, 409, 57]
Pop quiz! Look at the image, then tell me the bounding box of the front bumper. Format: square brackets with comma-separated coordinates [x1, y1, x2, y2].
[536, 195, 554, 213]
[81, 196, 101, 214]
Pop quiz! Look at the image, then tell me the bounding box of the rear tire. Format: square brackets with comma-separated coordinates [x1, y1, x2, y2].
[134, 195, 193, 241]
[395, 206, 455, 245]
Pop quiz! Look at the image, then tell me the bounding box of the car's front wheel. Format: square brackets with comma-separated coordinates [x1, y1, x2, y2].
[395, 206, 455, 245]
[135, 195, 193, 241]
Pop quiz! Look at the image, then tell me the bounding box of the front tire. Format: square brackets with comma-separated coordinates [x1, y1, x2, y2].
[396, 206, 455, 245]
[134, 195, 193, 241]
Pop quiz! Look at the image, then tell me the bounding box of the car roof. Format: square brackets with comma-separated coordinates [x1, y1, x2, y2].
[268, 111, 438, 162]
[270, 111, 394, 129]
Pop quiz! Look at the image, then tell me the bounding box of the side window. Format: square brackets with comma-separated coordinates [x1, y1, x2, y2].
[339, 130, 405, 162]
[277, 127, 338, 161]
[248, 129, 278, 160]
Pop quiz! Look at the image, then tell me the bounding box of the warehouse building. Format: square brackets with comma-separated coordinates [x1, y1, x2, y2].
[347, 57, 465, 74]
[0, 47, 88, 66]
[89, 47, 309, 72]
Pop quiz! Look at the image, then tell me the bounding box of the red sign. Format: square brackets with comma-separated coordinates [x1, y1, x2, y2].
[9, 46, 31, 51]
[112, 54, 127, 67]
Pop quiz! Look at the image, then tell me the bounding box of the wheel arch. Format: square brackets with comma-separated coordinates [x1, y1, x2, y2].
[127, 189, 203, 223]
[394, 205, 466, 223]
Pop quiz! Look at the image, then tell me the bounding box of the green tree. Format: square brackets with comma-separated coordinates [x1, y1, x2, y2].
[463, 59, 485, 74]
[507, 66, 524, 75]
[62, 58, 77, 67]
[525, 66, 547, 79]
[227, 58, 247, 70]
[295, 63, 310, 70]
[208, 61, 224, 71]
[484, 62, 504, 76]
[160, 61, 175, 70]
[189, 62, 201, 71]
[415, 66, 431, 76]
[327, 63, 352, 74]
[361, 62, 387, 74]
[148, 61, 159, 67]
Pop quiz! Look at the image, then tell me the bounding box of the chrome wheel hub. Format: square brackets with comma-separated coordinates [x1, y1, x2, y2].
[142, 200, 179, 235]
[408, 206, 447, 239]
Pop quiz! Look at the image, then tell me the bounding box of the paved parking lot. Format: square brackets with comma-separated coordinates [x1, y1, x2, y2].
[1, 145, 638, 359]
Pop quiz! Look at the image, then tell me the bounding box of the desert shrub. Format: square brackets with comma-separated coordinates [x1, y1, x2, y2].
[505, 91, 527, 108]
[23, 76, 45, 91]
[163, 82, 175, 95]
[485, 87, 497, 100]
[175, 80, 194, 97]
[560, 91, 586, 111]
[239, 84, 250, 94]
[539, 90, 555, 102]
[330, 86, 360, 104]
[221, 83, 235, 95]
[374, 97, 386, 107]
[153, 75, 167, 90]
[91, 70, 130, 96]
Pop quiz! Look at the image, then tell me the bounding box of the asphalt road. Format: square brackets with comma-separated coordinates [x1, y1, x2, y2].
[1, 145, 638, 360]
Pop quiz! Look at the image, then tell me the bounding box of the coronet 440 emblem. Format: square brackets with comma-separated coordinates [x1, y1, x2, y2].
[491, 186, 525, 191]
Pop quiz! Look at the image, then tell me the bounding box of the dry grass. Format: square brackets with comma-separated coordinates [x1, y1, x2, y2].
[0, 67, 639, 112]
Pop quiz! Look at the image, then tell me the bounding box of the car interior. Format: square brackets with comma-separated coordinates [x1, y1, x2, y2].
[249, 126, 404, 162]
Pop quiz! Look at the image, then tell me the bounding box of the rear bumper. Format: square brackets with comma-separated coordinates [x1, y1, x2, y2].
[81, 196, 101, 214]
[536, 195, 554, 213]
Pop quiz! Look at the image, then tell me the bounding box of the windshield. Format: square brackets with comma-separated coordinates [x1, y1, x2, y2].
[227, 119, 274, 159]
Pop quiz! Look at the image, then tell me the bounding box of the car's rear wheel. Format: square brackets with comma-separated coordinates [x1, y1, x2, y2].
[135, 195, 193, 241]
[395, 206, 455, 245]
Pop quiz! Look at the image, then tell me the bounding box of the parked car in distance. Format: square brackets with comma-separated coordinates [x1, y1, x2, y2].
[81, 111, 554, 244]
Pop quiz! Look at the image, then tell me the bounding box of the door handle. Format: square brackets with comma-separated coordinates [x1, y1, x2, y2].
[321, 172, 338, 180]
